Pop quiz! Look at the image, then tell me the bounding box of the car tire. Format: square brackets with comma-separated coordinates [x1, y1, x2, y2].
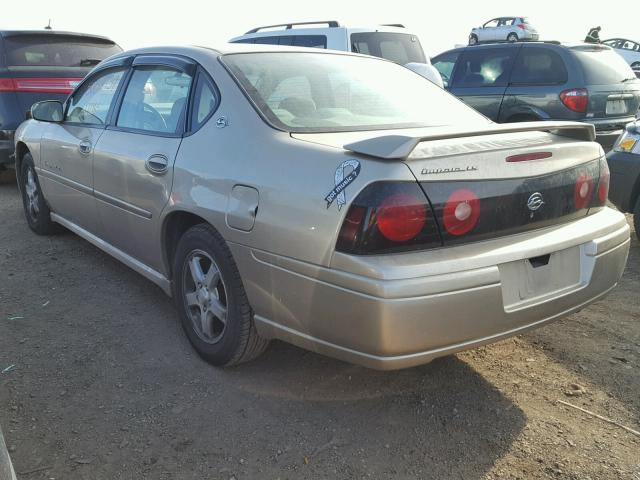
[507, 33, 519, 42]
[469, 34, 478, 46]
[631, 61, 640, 69]
[172, 223, 269, 366]
[20, 153, 57, 235]
[634, 196, 640, 240]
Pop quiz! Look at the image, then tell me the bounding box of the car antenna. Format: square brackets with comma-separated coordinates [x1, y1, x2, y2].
[44, 19, 52, 30]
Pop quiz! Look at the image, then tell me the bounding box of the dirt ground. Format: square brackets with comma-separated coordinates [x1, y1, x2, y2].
[0, 171, 639, 480]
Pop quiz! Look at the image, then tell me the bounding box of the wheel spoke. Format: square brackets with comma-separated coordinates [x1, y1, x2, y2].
[204, 263, 220, 289]
[185, 291, 199, 308]
[209, 299, 227, 325]
[188, 256, 205, 286]
[200, 309, 214, 337]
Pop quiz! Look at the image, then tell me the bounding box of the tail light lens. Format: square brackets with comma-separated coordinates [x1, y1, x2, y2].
[560, 89, 589, 113]
[442, 189, 481, 236]
[0, 77, 82, 94]
[335, 182, 440, 255]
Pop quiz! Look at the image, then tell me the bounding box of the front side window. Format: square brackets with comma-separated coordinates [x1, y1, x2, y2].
[65, 68, 125, 125]
[452, 48, 516, 87]
[222, 52, 488, 133]
[510, 47, 568, 85]
[350, 32, 426, 64]
[116, 66, 192, 134]
[483, 19, 499, 29]
[432, 51, 460, 86]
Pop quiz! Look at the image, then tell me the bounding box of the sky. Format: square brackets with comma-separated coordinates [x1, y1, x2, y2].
[2, 0, 638, 56]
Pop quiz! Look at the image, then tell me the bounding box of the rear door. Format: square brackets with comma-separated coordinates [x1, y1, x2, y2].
[501, 46, 569, 122]
[39, 65, 128, 234]
[92, 56, 195, 271]
[449, 46, 519, 120]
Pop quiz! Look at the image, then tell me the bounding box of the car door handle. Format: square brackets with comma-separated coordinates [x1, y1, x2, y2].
[145, 154, 169, 175]
[78, 140, 92, 155]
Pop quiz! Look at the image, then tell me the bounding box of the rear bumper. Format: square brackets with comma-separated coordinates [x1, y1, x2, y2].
[0, 130, 15, 165]
[584, 117, 635, 150]
[236, 208, 629, 370]
[606, 150, 640, 212]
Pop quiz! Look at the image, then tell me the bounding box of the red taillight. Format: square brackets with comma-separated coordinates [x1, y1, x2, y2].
[597, 159, 610, 204]
[0, 77, 82, 94]
[336, 206, 366, 249]
[574, 172, 594, 210]
[506, 151, 553, 162]
[560, 89, 588, 113]
[443, 189, 481, 236]
[377, 193, 427, 242]
[517, 23, 526, 29]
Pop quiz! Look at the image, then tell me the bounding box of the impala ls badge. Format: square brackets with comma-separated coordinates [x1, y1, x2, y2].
[527, 192, 545, 214]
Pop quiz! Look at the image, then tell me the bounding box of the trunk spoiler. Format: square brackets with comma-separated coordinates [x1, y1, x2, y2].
[343, 121, 596, 160]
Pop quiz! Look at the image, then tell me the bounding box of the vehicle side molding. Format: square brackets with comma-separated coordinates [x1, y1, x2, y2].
[343, 121, 597, 159]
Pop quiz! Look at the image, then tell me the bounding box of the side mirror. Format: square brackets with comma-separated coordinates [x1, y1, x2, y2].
[31, 101, 64, 123]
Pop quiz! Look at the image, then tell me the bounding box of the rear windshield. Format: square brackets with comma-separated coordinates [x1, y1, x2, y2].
[571, 45, 637, 85]
[222, 52, 488, 133]
[351, 32, 426, 65]
[3, 35, 122, 67]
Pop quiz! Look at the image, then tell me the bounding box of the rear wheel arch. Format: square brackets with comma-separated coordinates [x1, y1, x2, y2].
[162, 211, 211, 280]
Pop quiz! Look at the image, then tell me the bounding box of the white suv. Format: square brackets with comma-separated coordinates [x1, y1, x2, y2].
[469, 17, 539, 45]
[230, 21, 443, 87]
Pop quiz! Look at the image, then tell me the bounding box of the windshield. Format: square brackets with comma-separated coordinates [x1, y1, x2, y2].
[4, 35, 122, 67]
[350, 32, 426, 64]
[222, 52, 488, 133]
[571, 45, 637, 84]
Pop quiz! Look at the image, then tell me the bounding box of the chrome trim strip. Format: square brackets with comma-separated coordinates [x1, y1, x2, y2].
[94, 189, 152, 219]
[50, 212, 171, 296]
[37, 167, 93, 196]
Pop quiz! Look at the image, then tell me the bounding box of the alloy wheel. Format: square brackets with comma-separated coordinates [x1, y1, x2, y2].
[182, 249, 228, 344]
[24, 167, 40, 222]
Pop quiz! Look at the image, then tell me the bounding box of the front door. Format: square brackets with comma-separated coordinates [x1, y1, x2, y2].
[92, 62, 194, 271]
[39, 67, 127, 234]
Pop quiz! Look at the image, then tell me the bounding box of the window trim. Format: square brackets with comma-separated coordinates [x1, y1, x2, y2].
[184, 67, 221, 136]
[107, 60, 196, 138]
[62, 65, 130, 129]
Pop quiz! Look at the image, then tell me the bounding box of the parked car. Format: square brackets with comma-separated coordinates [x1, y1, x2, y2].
[432, 42, 640, 150]
[15, 45, 629, 370]
[469, 17, 538, 45]
[0, 30, 121, 167]
[230, 21, 443, 87]
[602, 38, 640, 69]
[607, 120, 640, 238]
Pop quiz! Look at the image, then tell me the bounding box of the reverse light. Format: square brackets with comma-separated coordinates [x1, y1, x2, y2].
[574, 172, 594, 210]
[442, 189, 480, 236]
[560, 88, 588, 113]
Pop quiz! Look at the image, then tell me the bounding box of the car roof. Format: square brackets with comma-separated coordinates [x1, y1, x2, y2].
[0, 30, 116, 43]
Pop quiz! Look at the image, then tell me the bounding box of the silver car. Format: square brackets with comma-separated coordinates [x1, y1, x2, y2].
[469, 17, 539, 45]
[14, 45, 629, 370]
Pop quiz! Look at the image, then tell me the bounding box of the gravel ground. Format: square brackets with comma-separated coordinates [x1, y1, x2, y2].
[0, 171, 639, 480]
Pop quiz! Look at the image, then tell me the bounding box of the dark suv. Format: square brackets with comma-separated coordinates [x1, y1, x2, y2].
[432, 42, 640, 149]
[0, 30, 121, 166]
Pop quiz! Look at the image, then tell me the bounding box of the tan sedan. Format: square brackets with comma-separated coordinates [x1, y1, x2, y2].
[14, 45, 629, 369]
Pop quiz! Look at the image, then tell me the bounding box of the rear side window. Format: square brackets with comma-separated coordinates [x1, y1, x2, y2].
[510, 47, 568, 85]
[65, 68, 125, 125]
[452, 48, 516, 87]
[190, 75, 218, 130]
[4, 35, 121, 67]
[232, 35, 326, 48]
[351, 32, 426, 64]
[117, 67, 193, 134]
[571, 46, 637, 84]
[292, 36, 326, 48]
